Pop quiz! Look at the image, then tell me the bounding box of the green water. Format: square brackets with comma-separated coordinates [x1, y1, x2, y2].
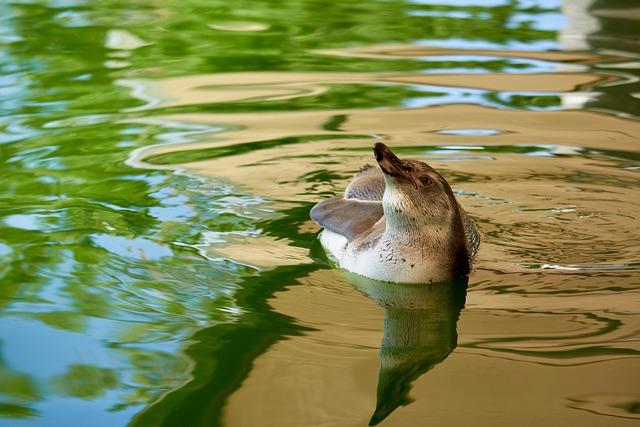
[0, 1, 639, 426]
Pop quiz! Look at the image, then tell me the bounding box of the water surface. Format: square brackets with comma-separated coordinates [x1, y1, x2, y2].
[0, 1, 639, 426]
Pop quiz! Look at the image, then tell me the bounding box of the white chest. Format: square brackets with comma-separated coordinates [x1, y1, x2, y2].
[318, 227, 457, 284]
[340, 237, 453, 284]
[318, 229, 348, 261]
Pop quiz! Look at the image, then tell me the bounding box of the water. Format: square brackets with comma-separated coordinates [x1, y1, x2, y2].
[0, 0, 639, 426]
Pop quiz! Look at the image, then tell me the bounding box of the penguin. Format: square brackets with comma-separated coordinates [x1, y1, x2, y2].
[310, 143, 479, 283]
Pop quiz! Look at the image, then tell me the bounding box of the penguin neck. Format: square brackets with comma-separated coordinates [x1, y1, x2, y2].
[380, 203, 470, 278]
[380, 183, 454, 240]
[381, 203, 454, 244]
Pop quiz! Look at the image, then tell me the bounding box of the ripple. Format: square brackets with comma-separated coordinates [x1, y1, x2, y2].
[91, 234, 174, 260]
[0, 242, 12, 258]
[568, 393, 640, 420]
[436, 128, 504, 136]
[43, 114, 112, 129]
[522, 262, 640, 272]
[2, 2, 640, 425]
[117, 71, 603, 112]
[105, 29, 150, 50]
[207, 22, 270, 32]
[3, 214, 48, 231]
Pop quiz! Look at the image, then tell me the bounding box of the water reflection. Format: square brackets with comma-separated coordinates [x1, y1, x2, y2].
[348, 275, 467, 425]
[1, 0, 639, 425]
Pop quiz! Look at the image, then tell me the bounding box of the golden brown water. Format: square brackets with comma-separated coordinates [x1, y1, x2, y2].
[128, 46, 640, 426]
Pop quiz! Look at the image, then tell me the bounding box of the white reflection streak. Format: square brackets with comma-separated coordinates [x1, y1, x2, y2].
[559, 0, 600, 51]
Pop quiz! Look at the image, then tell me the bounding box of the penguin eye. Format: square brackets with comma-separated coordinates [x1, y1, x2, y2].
[419, 176, 432, 186]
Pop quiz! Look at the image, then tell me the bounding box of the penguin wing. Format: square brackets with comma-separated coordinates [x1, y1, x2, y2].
[459, 206, 480, 264]
[344, 165, 385, 201]
[310, 197, 383, 240]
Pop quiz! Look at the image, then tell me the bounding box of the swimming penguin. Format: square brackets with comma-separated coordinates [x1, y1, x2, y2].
[310, 143, 479, 283]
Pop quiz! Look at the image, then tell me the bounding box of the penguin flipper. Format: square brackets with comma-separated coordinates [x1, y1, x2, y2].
[345, 165, 385, 201]
[310, 197, 383, 241]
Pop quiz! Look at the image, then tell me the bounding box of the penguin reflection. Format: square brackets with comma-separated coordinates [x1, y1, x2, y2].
[348, 274, 468, 425]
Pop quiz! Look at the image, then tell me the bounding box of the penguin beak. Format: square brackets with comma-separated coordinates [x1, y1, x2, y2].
[373, 143, 419, 188]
